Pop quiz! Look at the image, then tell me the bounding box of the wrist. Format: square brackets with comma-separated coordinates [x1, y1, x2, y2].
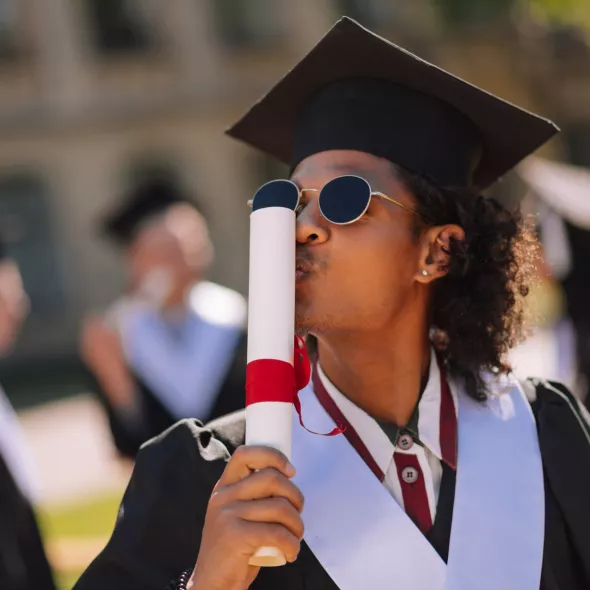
[168, 568, 193, 590]
[186, 568, 226, 590]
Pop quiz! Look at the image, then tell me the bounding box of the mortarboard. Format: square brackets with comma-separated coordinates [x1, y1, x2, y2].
[101, 179, 198, 246]
[227, 17, 559, 190]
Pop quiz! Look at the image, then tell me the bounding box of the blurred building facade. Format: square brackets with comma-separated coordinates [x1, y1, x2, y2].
[0, 0, 587, 403]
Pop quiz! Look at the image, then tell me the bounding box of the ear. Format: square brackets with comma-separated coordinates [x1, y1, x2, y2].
[415, 224, 465, 283]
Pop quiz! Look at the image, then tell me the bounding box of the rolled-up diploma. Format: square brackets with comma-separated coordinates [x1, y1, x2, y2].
[245, 180, 298, 567]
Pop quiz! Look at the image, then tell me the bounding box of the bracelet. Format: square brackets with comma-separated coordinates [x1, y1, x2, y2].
[166, 568, 193, 590]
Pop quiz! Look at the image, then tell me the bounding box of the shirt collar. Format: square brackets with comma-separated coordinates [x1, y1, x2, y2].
[316, 349, 458, 471]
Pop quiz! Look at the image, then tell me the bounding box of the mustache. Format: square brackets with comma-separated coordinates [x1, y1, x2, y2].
[296, 248, 327, 272]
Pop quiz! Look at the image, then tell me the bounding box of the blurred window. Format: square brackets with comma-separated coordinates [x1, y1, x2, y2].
[212, 0, 286, 49]
[0, 1, 21, 60]
[0, 175, 65, 315]
[84, 0, 153, 56]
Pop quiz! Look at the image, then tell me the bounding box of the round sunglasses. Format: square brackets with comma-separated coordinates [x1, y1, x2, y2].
[250, 175, 416, 225]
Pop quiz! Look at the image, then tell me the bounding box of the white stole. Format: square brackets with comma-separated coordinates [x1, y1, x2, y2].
[117, 281, 246, 419]
[0, 386, 38, 501]
[291, 371, 544, 590]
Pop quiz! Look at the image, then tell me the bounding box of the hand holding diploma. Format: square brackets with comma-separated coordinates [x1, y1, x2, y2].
[190, 446, 304, 590]
[192, 180, 310, 589]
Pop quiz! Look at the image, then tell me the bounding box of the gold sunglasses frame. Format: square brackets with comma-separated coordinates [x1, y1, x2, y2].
[247, 175, 417, 225]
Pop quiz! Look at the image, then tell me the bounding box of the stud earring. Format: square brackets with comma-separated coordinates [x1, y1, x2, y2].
[422, 269, 429, 276]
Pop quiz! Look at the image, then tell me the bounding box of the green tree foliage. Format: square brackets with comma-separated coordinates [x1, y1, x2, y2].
[436, 0, 516, 27]
[528, 0, 590, 34]
[436, 0, 590, 34]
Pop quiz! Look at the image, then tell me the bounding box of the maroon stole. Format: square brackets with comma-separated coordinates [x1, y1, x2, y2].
[311, 361, 457, 535]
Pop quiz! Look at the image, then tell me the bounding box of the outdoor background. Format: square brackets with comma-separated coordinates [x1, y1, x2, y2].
[0, 1, 588, 587]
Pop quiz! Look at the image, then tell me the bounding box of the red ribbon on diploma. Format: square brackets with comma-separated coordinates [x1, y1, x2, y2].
[246, 335, 344, 436]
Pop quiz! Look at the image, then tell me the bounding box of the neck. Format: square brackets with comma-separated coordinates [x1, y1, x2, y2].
[315, 312, 431, 427]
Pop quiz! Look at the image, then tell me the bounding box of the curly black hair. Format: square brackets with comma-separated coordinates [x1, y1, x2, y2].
[393, 164, 540, 402]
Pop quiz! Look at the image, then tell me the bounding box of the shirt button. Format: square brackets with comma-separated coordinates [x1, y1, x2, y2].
[398, 433, 414, 451]
[401, 466, 419, 484]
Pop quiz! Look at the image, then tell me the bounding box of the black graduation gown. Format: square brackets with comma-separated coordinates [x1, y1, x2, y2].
[0, 452, 56, 590]
[85, 332, 247, 459]
[74, 379, 590, 590]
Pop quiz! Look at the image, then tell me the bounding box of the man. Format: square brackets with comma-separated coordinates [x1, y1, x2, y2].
[80, 178, 247, 458]
[75, 18, 590, 590]
[0, 255, 56, 590]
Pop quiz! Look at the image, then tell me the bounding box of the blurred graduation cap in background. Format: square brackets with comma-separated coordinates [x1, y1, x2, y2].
[101, 178, 203, 247]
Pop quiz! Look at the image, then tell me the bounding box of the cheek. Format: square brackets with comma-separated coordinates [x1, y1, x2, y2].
[334, 229, 417, 296]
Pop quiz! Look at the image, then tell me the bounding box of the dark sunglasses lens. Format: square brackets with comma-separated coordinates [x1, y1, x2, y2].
[252, 180, 299, 212]
[319, 176, 371, 224]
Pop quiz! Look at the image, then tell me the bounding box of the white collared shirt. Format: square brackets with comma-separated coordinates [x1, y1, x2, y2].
[316, 350, 458, 524]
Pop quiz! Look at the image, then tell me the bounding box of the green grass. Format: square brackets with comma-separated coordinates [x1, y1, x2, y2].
[39, 493, 122, 539]
[55, 571, 83, 590]
[37, 492, 124, 590]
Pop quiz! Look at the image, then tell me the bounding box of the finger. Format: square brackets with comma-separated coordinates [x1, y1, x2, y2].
[240, 521, 301, 563]
[218, 468, 304, 513]
[218, 445, 295, 487]
[234, 497, 304, 539]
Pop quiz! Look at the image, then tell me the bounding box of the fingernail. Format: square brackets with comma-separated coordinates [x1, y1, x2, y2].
[285, 462, 296, 477]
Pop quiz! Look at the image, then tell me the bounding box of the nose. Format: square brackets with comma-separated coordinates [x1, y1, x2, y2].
[295, 199, 329, 246]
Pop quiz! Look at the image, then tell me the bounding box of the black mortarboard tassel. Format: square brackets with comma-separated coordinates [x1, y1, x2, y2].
[227, 17, 559, 190]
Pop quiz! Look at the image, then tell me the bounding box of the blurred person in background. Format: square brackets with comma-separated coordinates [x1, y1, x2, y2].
[80, 178, 247, 460]
[518, 157, 590, 408]
[507, 215, 578, 392]
[0, 251, 56, 590]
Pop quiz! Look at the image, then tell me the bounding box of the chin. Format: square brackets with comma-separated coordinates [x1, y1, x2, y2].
[295, 311, 313, 332]
[295, 307, 343, 333]
[295, 300, 321, 331]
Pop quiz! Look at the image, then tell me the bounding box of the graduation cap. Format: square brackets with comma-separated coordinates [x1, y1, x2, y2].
[102, 179, 198, 246]
[227, 17, 559, 190]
